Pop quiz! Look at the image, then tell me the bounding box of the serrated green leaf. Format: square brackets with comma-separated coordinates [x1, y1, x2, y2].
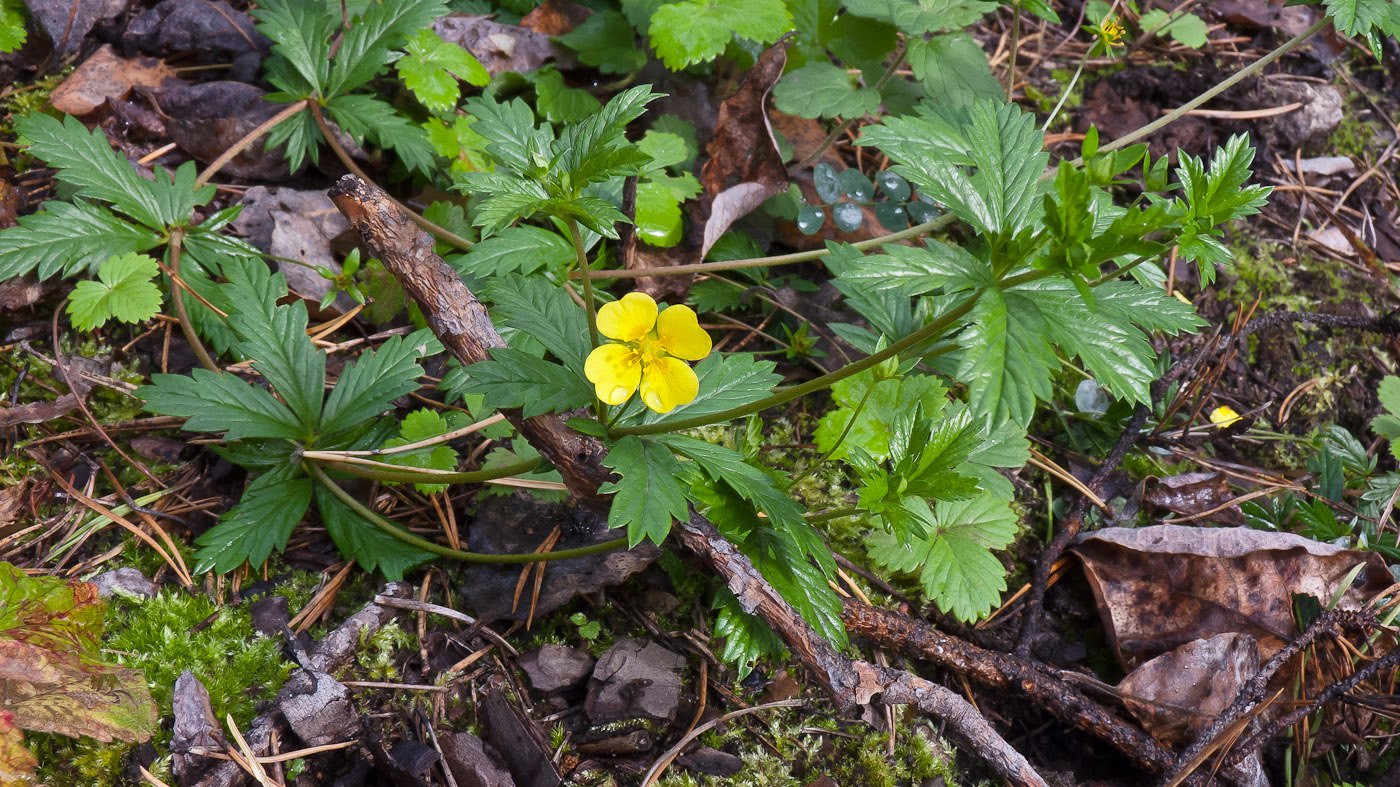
[0, 0, 27, 52]
[633, 353, 781, 426]
[534, 67, 604, 124]
[557, 10, 647, 75]
[739, 520, 847, 647]
[462, 94, 548, 174]
[649, 0, 793, 69]
[1174, 134, 1270, 282]
[140, 369, 306, 441]
[66, 253, 162, 330]
[773, 62, 881, 120]
[457, 347, 592, 417]
[225, 277, 324, 432]
[844, 0, 998, 33]
[956, 288, 1057, 429]
[600, 435, 690, 546]
[0, 200, 160, 281]
[325, 93, 438, 176]
[398, 29, 488, 112]
[313, 484, 434, 579]
[836, 239, 991, 298]
[319, 332, 430, 442]
[482, 275, 592, 372]
[263, 106, 320, 173]
[252, 0, 334, 96]
[1379, 376, 1400, 416]
[327, 0, 448, 96]
[381, 409, 460, 493]
[814, 370, 950, 461]
[15, 114, 167, 229]
[908, 33, 1000, 113]
[867, 493, 1017, 622]
[195, 466, 313, 573]
[1139, 9, 1208, 48]
[1323, 0, 1399, 56]
[452, 225, 575, 279]
[713, 590, 785, 675]
[552, 85, 662, 188]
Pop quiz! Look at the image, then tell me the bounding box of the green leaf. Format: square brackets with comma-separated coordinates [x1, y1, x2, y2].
[0, 200, 160, 281]
[867, 493, 1017, 622]
[457, 348, 593, 417]
[649, 0, 793, 69]
[381, 409, 460, 494]
[908, 33, 1001, 113]
[551, 85, 662, 188]
[634, 353, 781, 426]
[738, 519, 847, 647]
[773, 62, 881, 120]
[956, 288, 1057, 430]
[482, 275, 592, 372]
[1139, 9, 1208, 48]
[843, 0, 998, 34]
[0, 0, 26, 52]
[325, 93, 438, 176]
[635, 181, 683, 247]
[462, 94, 548, 174]
[1379, 376, 1400, 416]
[1323, 0, 1399, 56]
[453, 224, 574, 278]
[66, 253, 162, 330]
[140, 369, 306, 441]
[557, 10, 647, 75]
[1174, 134, 1271, 282]
[252, 0, 334, 96]
[835, 239, 991, 298]
[15, 114, 167, 229]
[313, 484, 434, 579]
[263, 107, 321, 173]
[327, 0, 448, 96]
[534, 67, 603, 124]
[713, 590, 785, 675]
[319, 331, 431, 442]
[600, 436, 690, 546]
[225, 275, 325, 433]
[814, 370, 950, 461]
[195, 466, 313, 573]
[397, 29, 489, 112]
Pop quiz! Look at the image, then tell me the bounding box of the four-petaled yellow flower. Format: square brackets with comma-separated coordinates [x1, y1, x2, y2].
[585, 292, 712, 413]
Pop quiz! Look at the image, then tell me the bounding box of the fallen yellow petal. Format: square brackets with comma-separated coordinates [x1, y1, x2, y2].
[1210, 405, 1242, 427]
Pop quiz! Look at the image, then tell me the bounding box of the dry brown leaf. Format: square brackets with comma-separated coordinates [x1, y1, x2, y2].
[434, 15, 559, 76]
[699, 40, 789, 258]
[1117, 632, 1259, 745]
[1072, 525, 1390, 668]
[1142, 472, 1243, 524]
[50, 45, 175, 117]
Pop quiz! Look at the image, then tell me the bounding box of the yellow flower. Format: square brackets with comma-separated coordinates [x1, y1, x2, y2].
[585, 292, 712, 413]
[1209, 405, 1242, 428]
[1096, 16, 1126, 50]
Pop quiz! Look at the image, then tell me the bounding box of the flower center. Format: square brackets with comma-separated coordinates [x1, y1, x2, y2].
[634, 335, 665, 361]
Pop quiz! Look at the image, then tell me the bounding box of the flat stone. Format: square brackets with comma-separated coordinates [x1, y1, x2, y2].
[441, 732, 516, 787]
[249, 595, 290, 638]
[89, 568, 156, 600]
[585, 639, 685, 724]
[677, 747, 743, 777]
[277, 670, 361, 748]
[482, 685, 561, 787]
[519, 644, 595, 694]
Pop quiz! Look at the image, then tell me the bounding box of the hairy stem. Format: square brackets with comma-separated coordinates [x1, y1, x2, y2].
[300, 454, 542, 485]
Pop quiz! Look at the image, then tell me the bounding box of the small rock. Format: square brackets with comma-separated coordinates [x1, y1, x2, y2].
[170, 671, 221, 785]
[1310, 226, 1354, 256]
[640, 589, 679, 616]
[441, 732, 516, 787]
[89, 568, 156, 600]
[586, 639, 685, 724]
[1261, 80, 1343, 147]
[277, 670, 361, 747]
[249, 595, 290, 638]
[519, 644, 595, 694]
[677, 747, 743, 777]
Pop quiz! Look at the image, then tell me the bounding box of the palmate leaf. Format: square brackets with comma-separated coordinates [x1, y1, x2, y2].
[462, 94, 549, 174]
[327, 0, 448, 96]
[15, 114, 164, 229]
[225, 283, 325, 433]
[649, 0, 792, 69]
[324, 94, 438, 176]
[1324, 0, 1400, 56]
[252, 0, 334, 96]
[813, 370, 950, 461]
[713, 591, 785, 676]
[772, 62, 881, 120]
[379, 409, 459, 494]
[194, 465, 313, 574]
[457, 347, 593, 417]
[957, 288, 1058, 430]
[834, 239, 991, 298]
[319, 331, 432, 442]
[66, 253, 162, 330]
[844, 0, 999, 34]
[313, 485, 435, 580]
[453, 226, 575, 279]
[740, 519, 847, 647]
[552, 85, 663, 188]
[0, 200, 159, 281]
[600, 436, 690, 546]
[140, 369, 306, 441]
[867, 493, 1017, 622]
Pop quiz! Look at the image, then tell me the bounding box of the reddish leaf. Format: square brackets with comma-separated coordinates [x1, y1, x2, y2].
[0, 710, 37, 786]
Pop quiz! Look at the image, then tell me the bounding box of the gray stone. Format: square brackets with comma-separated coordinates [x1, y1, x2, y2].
[519, 645, 595, 694]
[441, 732, 516, 787]
[482, 686, 561, 787]
[277, 670, 360, 748]
[89, 567, 156, 600]
[677, 747, 743, 777]
[1261, 79, 1344, 147]
[585, 639, 685, 724]
[170, 671, 221, 786]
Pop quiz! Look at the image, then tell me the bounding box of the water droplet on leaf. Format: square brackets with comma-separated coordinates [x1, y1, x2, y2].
[813, 162, 842, 204]
[796, 205, 826, 235]
[839, 168, 874, 201]
[876, 170, 910, 201]
[833, 201, 863, 232]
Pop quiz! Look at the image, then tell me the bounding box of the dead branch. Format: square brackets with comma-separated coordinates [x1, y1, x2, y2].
[330, 175, 1049, 787]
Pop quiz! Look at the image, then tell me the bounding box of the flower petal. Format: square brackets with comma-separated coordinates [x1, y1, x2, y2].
[639, 356, 699, 413]
[585, 343, 642, 405]
[596, 292, 658, 342]
[655, 304, 712, 361]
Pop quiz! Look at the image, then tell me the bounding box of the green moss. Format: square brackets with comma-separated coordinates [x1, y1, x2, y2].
[355, 618, 415, 680]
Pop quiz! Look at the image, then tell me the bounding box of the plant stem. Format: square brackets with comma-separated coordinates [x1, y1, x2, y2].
[788, 382, 875, 490]
[612, 291, 981, 436]
[306, 462, 629, 563]
[309, 102, 476, 251]
[1042, 57, 1087, 133]
[805, 507, 860, 524]
[1087, 16, 1329, 162]
[166, 229, 220, 373]
[569, 219, 601, 350]
[195, 100, 309, 188]
[585, 213, 957, 280]
[996, 267, 1059, 290]
[301, 454, 542, 485]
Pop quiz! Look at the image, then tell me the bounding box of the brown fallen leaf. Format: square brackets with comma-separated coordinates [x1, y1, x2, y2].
[0, 394, 79, 428]
[519, 0, 590, 36]
[153, 81, 296, 181]
[699, 39, 790, 258]
[435, 15, 560, 76]
[1142, 472, 1243, 525]
[1072, 525, 1390, 667]
[50, 44, 175, 117]
[0, 710, 37, 786]
[1117, 631, 1259, 745]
